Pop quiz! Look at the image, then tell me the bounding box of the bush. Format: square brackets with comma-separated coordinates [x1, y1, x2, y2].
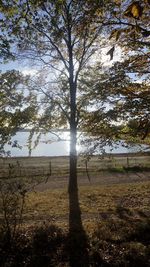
[31, 224, 65, 267]
[124, 242, 148, 267]
[0, 223, 66, 267]
[0, 179, 28, 244]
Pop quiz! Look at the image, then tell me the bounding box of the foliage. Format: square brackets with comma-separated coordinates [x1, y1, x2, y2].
[0, 36, 14, 63]
[0, 178, 27, 243]
[79, 59, 150, 153]
[107, 0, 150, 60]
[90, 215, 150, 267]
[0, 215, 150, 266]
[0, 168, 52, 250]
[0, 70, 37, 155]
[0, 223, 65, 267]
[0, 1, 149, 154]
[0, 0, 116, 193]
[31, 224, 65, 267]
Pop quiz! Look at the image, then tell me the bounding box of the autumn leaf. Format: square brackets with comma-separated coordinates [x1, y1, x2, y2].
[114, 0, 121, 5]
[109, 29, 121, 41]
[124, 2, 143, 19]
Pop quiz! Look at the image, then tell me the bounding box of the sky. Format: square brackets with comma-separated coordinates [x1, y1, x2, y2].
[0, 41, 123, 74]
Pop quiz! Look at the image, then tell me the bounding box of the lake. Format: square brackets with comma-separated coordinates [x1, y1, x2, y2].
[4, 131, 148, 157]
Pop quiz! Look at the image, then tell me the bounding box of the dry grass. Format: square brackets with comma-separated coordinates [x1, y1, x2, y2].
[24, 181, 150, 229]
[1, 154, 150, 179]
[1, 158, 150, 266]
[1, 154, 150, 230]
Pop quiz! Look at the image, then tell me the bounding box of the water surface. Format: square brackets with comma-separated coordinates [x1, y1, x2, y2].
[4, 131, 147, 157]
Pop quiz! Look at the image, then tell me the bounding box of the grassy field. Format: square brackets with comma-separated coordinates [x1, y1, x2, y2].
[25, 181, 150, 227]
[0, 154, 150, 266]
[0, 153, 150, 179]
[0, 153, 150, 226]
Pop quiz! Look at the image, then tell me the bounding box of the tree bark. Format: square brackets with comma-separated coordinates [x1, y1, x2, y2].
[68, 75, 77, 193]
[69, 120, 77, 193]
[67, 21, 78, 193]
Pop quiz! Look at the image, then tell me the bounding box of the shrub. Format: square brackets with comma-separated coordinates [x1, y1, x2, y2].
[0, 179, 27, 244]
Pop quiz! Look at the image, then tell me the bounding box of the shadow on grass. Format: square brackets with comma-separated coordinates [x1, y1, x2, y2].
[0, 224, 65, 267]
[91, 207, 150, 267]
[67, 188, 90, 267]
[1, 208, 150, 266]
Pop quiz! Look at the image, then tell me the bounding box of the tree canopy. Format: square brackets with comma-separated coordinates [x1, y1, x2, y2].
[0, 0, 115, 190]
[80, 58, 150, 155]
[106, 0, 150, 58]
[0, 70, 37, 155]
[0, 3, 149, 264]
[0, 0, 149, 168]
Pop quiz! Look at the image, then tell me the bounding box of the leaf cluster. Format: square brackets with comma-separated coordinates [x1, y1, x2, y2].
[0, 70, 37, 155]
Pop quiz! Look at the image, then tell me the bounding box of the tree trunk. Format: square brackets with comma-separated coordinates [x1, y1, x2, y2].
[68, 110, 90, 267]
[68, 77, 77, 193]
[66, 6, 78, 193]
[68, 121, 77, 193]
[68, 39, 78, 193]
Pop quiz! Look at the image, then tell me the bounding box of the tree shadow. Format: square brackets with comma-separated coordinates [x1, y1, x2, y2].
[68, 188, 90, 267]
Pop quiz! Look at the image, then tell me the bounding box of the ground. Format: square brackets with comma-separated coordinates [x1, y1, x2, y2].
[0, 154, 150, 226]
[0, 154, 150, 266]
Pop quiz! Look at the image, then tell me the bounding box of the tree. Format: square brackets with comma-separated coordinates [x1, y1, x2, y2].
[106, 0, 150, 59]
[0, 70, 37, 156]
[1, 2, 149, 264]
[0, 37, 14, 63]
[80, 59, 150, 153]
[0, 0, 114, 193]
[1, 2, 117, 265]
[106, 0, 150, 145]
[1, 0, 149, 187]
[79, 0, 150, 151]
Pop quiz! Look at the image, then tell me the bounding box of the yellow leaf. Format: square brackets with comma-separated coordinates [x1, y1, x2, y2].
[131, 3, 141, 18]
[124, 2, 143, 19]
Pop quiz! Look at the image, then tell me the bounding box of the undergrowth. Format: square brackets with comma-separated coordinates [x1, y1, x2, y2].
[0, 213, 150, 267]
